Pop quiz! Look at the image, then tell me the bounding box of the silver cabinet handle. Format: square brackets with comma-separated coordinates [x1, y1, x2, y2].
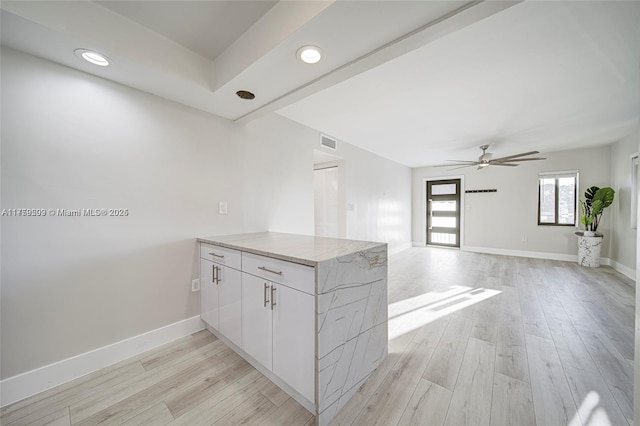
[264, 283, 269, 308]
[270, 286, 277, 310]
[208, 252, 225, 259]
[258, 266, 283, 276]
[212, 265, 220, 285]
[428, 199, 433, 230]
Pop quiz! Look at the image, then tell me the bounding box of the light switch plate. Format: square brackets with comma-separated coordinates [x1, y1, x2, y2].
[218, 201, 228, 215]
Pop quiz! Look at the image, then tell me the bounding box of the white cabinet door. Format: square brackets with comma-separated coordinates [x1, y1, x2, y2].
[241, 273, 272, 370]
[200, 259, 219, 329]
[272, 283, 315, 403]
[218, 265, 242, 348]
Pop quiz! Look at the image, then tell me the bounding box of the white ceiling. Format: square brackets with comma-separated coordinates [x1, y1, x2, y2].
[279, 1, 640, 167]
[1, 1, 639, 168]
[96, 1, 278, 61]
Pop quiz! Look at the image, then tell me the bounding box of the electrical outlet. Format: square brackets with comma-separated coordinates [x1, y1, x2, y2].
[191, 279, 200, 292]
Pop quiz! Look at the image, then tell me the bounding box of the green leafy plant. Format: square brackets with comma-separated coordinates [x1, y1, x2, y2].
[579, 186, 615, 232]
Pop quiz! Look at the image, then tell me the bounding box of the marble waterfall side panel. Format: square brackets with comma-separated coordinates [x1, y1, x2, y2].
[317, 244, 387, 294]
[316, 245, 388, 425]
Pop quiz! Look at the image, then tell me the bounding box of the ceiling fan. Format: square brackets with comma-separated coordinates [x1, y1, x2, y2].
[438, 145, 546, 170]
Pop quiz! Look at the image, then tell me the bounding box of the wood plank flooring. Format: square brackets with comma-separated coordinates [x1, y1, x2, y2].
[1, 248, 634, 426]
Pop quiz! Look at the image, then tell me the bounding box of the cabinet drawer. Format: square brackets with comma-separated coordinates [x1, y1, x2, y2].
[200, 243, 241, 270]
[242, 252, 315, 295]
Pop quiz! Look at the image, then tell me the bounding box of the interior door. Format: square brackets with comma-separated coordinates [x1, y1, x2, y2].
[426, 179, 461, 248]
[314, 165, 339, 237]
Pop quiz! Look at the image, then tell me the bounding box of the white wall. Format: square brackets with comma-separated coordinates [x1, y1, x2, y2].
[314, 141, 412, 254]
[412, 146, 612, 258]
[0, 48, 315, 379]
[610, 130, 639, 275]
[0, 47, 413, 382]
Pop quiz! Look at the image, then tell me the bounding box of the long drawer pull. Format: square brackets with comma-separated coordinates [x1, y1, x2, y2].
[270, 286, 277, 310]
[212, 264, 217, 284]
[208, 252, 225, 259]
[264, 283, 269, 308]
[258, 266, 283, 276]
[215, 266, 221, 284]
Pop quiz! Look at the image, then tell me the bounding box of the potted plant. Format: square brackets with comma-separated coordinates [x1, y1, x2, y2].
[577, 185, 615, 267]
[579, 186, 615, 236]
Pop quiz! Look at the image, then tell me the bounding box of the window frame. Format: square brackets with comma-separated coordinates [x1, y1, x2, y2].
[537, 171, 578, 227]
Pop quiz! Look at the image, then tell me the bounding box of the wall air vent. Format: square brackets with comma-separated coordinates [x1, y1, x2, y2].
[320, 135, 337, 151]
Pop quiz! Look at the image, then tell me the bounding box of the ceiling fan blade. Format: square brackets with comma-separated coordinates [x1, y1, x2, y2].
[447, 164, 478, 170]
[494, 157, 546, 162]
[489, 151, 540, 162]
[434, 149, 544, 171]
[433, 161, 480, 167]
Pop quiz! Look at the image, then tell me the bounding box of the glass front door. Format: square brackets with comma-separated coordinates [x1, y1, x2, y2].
[426, 179, 461, 248]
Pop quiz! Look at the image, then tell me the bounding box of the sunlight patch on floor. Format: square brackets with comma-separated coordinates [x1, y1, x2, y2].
[571, 391, 612, 426]
[388, 285, 501, 341]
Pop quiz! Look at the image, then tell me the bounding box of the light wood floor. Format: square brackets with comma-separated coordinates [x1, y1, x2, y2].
[1, 248, 635, 426]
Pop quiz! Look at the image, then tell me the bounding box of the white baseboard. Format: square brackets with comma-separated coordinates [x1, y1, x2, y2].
[0, 315, 204, 408]
[389, 242, 412, 255]
[412, 241, 425, 247]
[607, 259, 636, 282]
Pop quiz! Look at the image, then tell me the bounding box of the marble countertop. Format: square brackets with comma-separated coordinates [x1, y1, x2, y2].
[197, 232, 386, 266]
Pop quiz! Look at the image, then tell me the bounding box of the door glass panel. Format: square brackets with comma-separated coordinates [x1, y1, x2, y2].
[431, 184, 457, 195]
[432, 200, 456, 212]
[431, 233, 456, 245]
[432, 217, 456, 228]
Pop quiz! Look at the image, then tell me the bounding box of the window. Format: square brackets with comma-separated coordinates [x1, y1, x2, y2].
[538, 172, 577, 226]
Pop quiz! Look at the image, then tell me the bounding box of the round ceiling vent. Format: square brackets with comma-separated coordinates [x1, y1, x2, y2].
[236, 90, 255, 100]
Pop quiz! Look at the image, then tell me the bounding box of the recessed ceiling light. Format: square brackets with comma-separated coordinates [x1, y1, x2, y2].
[236, 90, 255, 100]
[297, 46, 323, 64]
[74, 49, 110, 67]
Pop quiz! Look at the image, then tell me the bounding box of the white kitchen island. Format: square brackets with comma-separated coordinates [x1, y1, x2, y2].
[197, 232, 388, 426]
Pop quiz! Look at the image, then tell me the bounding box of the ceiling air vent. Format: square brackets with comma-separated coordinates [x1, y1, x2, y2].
[320, 135, 337, 151]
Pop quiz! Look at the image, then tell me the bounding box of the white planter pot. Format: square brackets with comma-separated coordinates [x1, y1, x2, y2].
[577, 235, 603, 267]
